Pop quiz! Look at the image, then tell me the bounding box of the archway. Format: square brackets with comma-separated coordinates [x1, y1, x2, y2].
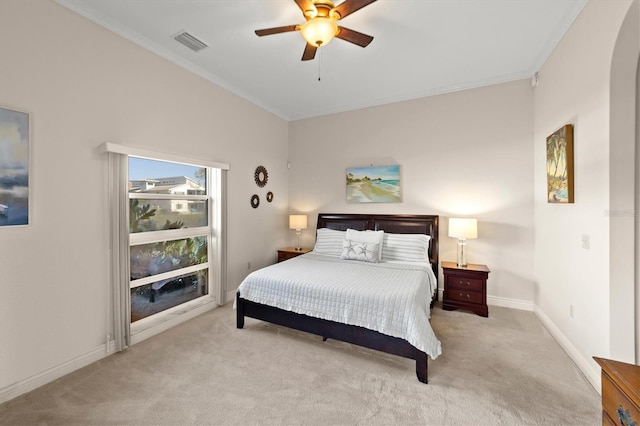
[609, 0, 639, 363]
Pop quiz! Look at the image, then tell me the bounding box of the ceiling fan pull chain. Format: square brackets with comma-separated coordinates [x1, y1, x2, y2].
[318, 49, 322, 82]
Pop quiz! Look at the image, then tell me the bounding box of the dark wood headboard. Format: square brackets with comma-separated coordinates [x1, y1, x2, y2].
[316, 213, 439, 277]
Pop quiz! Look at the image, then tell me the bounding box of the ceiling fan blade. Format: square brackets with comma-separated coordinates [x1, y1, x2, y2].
[255, 25, 299, 37]
[294, 0, 317, 18]
[302, 43, 318, 61]
[336, 26, 374, 47]
[333, 0, 377, 20]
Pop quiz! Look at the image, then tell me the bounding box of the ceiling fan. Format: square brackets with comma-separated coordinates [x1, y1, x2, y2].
[255, 0, 377, 61]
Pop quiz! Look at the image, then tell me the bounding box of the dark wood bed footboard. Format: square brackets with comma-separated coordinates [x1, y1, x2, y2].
[236, 292, 429, 383]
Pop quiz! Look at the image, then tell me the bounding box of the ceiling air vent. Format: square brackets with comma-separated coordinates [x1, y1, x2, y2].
[174, 31, 208, 52]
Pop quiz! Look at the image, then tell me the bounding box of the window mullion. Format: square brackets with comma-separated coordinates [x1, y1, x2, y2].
[130, 227, 210, 246]
[129, 193, 207, 201]
[130, 263, 209, 289]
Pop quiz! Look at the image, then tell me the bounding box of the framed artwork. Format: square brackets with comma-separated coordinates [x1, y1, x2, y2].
[546, 124, 574, 203]
[346, 165, 401, 203]
[0, 106, 30, 226]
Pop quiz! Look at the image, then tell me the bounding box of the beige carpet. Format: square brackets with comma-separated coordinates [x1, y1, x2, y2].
[0, 302, 600, 425]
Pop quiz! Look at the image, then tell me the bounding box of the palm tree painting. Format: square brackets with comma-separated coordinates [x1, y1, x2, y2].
[546, 124, 574, 203]
[346, 165, 401, 203]
[0, 107, 29, 226]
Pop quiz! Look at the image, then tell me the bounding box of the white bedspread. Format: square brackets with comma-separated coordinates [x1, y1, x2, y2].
[236, 253, 442, 359]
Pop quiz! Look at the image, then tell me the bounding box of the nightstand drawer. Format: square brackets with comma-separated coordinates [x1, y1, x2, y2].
[278, 251, 300, 262]
[446, 276, 483, 292]
[277, 247, 311, 262]
[602, 411, 616, 426]
[602, 372, 640, 426]
[447, 289, 483, 304]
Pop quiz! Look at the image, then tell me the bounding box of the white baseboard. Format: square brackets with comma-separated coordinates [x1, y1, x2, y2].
[0, 342, 109, 405]
[487, 294, 534, 311]
[533, 305, 600, 393]
[0, 301, 219, 405]
[437, 289, 597, 391]
[1, 293, 598, 406]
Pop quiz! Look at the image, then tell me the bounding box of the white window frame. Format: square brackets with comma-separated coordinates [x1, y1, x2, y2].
[102, 143, 228, 349]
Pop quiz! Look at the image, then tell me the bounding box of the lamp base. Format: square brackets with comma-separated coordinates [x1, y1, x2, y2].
[456, 239, 467, 267]
[295, 230, 302, 251]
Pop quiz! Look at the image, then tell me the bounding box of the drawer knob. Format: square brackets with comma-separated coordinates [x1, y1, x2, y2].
[458, 280, 471, 286]
[459, 293, 470, 298]
[618, 406, 636, 426]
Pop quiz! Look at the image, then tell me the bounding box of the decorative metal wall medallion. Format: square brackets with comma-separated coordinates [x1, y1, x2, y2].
[266, 191, 274, 202]
[254, 165, 268, 187]
[250, 194, 260, 208]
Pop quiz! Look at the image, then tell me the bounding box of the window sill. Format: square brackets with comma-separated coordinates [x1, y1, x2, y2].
[130, 296, 217, 345]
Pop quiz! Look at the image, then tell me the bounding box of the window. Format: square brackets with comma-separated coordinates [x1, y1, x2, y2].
[103, 142, 228, 351]
[128, 157, 212, 323]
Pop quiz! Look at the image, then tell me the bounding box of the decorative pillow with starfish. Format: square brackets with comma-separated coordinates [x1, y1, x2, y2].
[340, 239, 380, 263]
[345, 229, 384, 262]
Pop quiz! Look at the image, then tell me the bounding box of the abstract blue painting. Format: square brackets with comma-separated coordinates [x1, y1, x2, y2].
[0, 107, 29, 226]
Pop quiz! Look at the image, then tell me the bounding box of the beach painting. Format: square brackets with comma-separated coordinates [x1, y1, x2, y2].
[0, 107, 30, 226]
[346, 165, 401, 203]
[546, 124, 574, 203]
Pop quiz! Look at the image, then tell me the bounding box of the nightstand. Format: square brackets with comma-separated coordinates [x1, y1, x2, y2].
[442, 261, 490, 317]
[277, 247, 312, 262]
[594, 357, 640, 426]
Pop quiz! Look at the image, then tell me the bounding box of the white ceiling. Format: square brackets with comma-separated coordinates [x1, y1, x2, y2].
[55, 0, 588, 121]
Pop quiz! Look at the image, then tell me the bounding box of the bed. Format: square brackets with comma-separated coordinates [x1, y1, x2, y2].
[235, 213, 441, 383]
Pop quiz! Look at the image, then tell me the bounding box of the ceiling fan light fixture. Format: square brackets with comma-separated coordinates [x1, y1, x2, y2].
[300, 17, 338, 47]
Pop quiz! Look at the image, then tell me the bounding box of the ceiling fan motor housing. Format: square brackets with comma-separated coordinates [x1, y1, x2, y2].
[308, 1, 336, 19]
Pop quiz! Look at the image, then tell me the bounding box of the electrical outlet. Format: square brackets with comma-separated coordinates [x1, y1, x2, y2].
[247, 262, 251, 270]
[581, 234, 590, 250]
[569, 305, 574, 318]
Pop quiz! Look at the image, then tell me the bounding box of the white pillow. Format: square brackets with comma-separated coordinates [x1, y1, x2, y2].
[382, 233, 431, 263]
[346, 228, 384, 261]
[313, 228, 346, 257]
[341, 239, 380, 263]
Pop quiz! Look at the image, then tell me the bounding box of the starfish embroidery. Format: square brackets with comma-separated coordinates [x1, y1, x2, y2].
[357, 243, 375, 261]
[344, 239, 358, 257]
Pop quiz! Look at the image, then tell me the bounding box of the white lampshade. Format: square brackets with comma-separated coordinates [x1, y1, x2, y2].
[289, 214, 308, 230]
[448, 218, 477, 239]
[300, 17, 338, 47]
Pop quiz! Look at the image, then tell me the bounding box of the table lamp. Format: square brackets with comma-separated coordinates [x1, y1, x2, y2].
[289, 214, 308, 251]
[448, 218, 477, 267]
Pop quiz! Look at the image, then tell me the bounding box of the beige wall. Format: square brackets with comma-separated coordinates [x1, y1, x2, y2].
[289, 80, 535, 306]
[0, 0, 288, 396]
[533, 0, 634, 385]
